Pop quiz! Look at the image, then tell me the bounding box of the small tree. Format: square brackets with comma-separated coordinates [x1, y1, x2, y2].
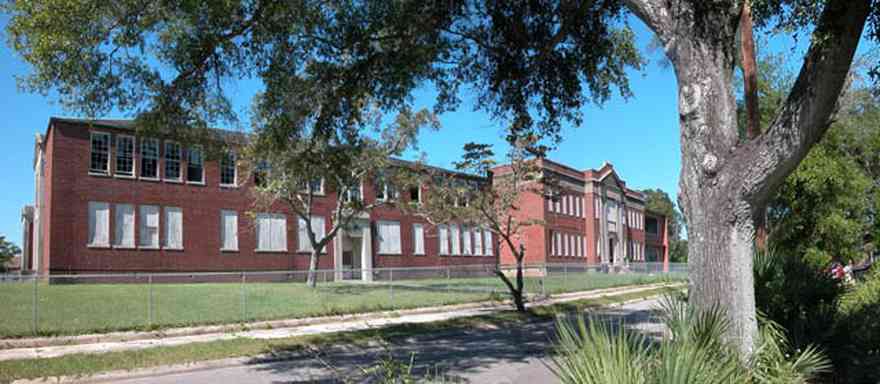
[0, 236, 21, 273]
[243, 106, 437, 287]
[406, 137, 554, 312]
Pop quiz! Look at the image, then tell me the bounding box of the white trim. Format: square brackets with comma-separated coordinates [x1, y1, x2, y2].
[89, 131, 112, 175]
[185, 146, 206, 185]
[139, 138, 160, 180]
[219, 152, 238, 188]
[163, 140, 183, 182]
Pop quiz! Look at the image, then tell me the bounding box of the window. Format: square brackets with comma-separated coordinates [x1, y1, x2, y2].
[186, 147, 204, 183]
[220, 152, 237, 186]
[115, 136, 135, 177]
[140, 138, 159, 179]
[164, 207, 183, 249]
[483, 229, 493, 255]
[220, 210, 238, 251]
[554, 232, 562, 257]
[462, 226, 472, 255]
[139, 205, 160, 248]
[164, 142, 182, 181]
[550, 231, 557, 256]
[87, 202, 110, 246]
[473, 229, 483, 256]
[595, 199, 600, 219]
[254, 160, 270, 187]
[577, 197, 583, 217]
[409, 186, 421, 204]
[375, 174, 398, 201]
[438, 225, 449, 255]
[450, 225, 461, 255]
[563, 234, 569, 256]
[582, 237, 587, 258]
[301, 178, 324, 195]
[596, 239, 601, 257]
[646, 217, 659, 234]
[89, 132, 111, 174]
[113, 204, 135, 248]
[297, 216, 325, 252]
[413, 224, 425, 255]
[376, 220, 402, 254]
[576, 235, 583, 257]
[547, 198, 554, 213]
[562, 195, 568, 215]
[257, 213, 287, 252]
[345, 182, 362, 202]
[607, 200, 618, 223]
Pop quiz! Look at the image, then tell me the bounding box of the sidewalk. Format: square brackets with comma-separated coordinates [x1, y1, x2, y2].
[0, 283, 681, 362]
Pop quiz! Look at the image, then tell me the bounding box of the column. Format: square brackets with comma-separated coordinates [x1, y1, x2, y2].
[333, 230, 344, 281]
[361, 223, 373, 282]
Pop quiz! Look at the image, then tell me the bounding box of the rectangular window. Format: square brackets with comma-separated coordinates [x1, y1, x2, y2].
[450, 224, 461, 255]
[562, 195, 568, 215]
[138, 205, 160, 248]
[576, 235, 583, 257]
[220, 152, 237, 186]
[88, 202, 110, 246]
[607, 200, 617, 223]
[577, 197, 583, 217]
[376, 220, 402, 254]
[164, 142, 182, 181]
[345, 182, 362, 202]
[438, 225, 449, 255]
[462, 226, 472, 255]
[583, 237, 587, 258]
[164, 207, 183, 249]
[413, 224, 425, 255]
[563, 233, 570, 256]
[550, 231, 557, 256]
[554, 232, 562, 257]
[483, 229, 493, 256]
[595, 199, 600, 219]
[220, 210, 238, 251]
[547, 198, 554, 213]
[140, 138, 159, 179]
[297, 216, 325, 252]
[375, 174, 398, 201]
[555, 198, 561, 213]
[113, 204, 135, 248]
[306, 178, 324, 195]
[186, 147, 204, 183]
[409, 186, 421, 204]
[257, 213, 287, 252]
[473, 229, 483, 256]
[89, 132, 111, 174]
[115, 136, 135, 177]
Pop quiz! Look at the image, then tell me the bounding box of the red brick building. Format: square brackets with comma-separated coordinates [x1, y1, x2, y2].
[21, 118, 668, 277]
[495, 159, 669, 268]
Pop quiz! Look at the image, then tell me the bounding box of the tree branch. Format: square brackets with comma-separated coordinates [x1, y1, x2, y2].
[738, 0, 870, 204]
[621, 0, 672, 38]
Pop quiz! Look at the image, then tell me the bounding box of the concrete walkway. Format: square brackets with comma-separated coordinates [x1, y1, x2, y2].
[0, 283, 679, 362]
[33, 299, 667, 384]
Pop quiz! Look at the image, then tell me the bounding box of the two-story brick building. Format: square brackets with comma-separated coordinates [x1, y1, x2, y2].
[20, 118, 668, 277]
[494, 159, 669, 267]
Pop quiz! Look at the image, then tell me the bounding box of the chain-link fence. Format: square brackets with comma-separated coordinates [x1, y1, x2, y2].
[0, 262, 686, 338]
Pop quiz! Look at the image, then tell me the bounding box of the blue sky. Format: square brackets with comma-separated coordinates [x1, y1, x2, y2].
[1, 13, 814, 247]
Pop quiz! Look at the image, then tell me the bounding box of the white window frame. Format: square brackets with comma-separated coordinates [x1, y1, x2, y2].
[550, 231, 557, 256]
[140, 138, 160, 180]
[163, 207, 184, 250]
[462, 226, 472, 255]
[438, 225, 449, 255]
[87, 201, 110, 247]
[473, 229, 483, 256]
[113, 203, 136, 248]
[220, 210, 239, 252]
[257, 213, 288, 252]
[345, 181, 364, 203]
[220, 152, 237, 187]
[450, 224, 461, 255]
[408, 185, 422, 205]
[114, 135, 135, 178]
[300, 178, 325, 196]
[376, 220, 402, 255]
[163, 141, 183, 182]
[375, 176, 398, 201]
[413, 223, 425, 255]
[482, 229, 493, 256]
[297, 216, 326, 253]
[138, 205, 160, 249]
[89, 132, 111, 175]
[186, 146, 205, 185]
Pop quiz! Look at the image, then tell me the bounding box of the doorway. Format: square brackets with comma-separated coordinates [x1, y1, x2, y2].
[608, 238, 616, 264]
[341, 232, 363, 280]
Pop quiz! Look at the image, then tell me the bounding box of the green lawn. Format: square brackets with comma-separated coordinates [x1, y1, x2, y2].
[0, 271, 683, 338]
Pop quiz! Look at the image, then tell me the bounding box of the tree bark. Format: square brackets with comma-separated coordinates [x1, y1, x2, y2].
[624, 0, 870, 358]
[306, 249, 320, 288]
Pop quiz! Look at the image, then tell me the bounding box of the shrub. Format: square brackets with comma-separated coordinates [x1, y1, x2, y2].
[832, 269, 880, 383]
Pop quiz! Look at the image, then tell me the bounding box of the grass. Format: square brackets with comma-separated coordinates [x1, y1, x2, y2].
[0, 271, 684, 338]
[0, 286, 682, 383]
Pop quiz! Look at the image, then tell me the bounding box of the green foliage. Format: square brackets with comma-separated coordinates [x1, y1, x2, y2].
[0, 235, 20, 272]
[550, 295, 828, 384]
[641, 189, 687, 262]
[833, 269, 880, 383]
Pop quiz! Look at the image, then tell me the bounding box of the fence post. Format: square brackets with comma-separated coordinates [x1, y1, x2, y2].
[32, 275, 39, 336]
[148, 274, 154, 327]
[389, 268, 394, 308]
[240, 272, 247, 323]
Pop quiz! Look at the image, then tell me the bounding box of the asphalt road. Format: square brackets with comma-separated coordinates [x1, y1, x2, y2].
[109, 299, 664, 384]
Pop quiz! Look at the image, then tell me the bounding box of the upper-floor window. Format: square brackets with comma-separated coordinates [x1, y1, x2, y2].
[345, 182, 362, 202]
[164, 141, 182, 181]
[606, 200, 618, 223]
[115, 136, 135, 177]
[140, 138, 159, 179]
[375, 173, 398, 201]
[186, 147, 204, 184]
[254, 160, 269, 187]
[220, 152, 236, 186]
[409, 185, 421, 204]
[300, 178, 324, 195]
[646, 216, 659, 235]
[89, 132, 111, 174]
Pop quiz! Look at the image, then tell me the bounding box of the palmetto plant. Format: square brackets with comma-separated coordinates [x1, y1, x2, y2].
[550, 295, 830, 384]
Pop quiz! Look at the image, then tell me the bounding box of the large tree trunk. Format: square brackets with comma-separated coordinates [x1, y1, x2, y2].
[624, 0, 870, 358]
[306, 249, 320, 288]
